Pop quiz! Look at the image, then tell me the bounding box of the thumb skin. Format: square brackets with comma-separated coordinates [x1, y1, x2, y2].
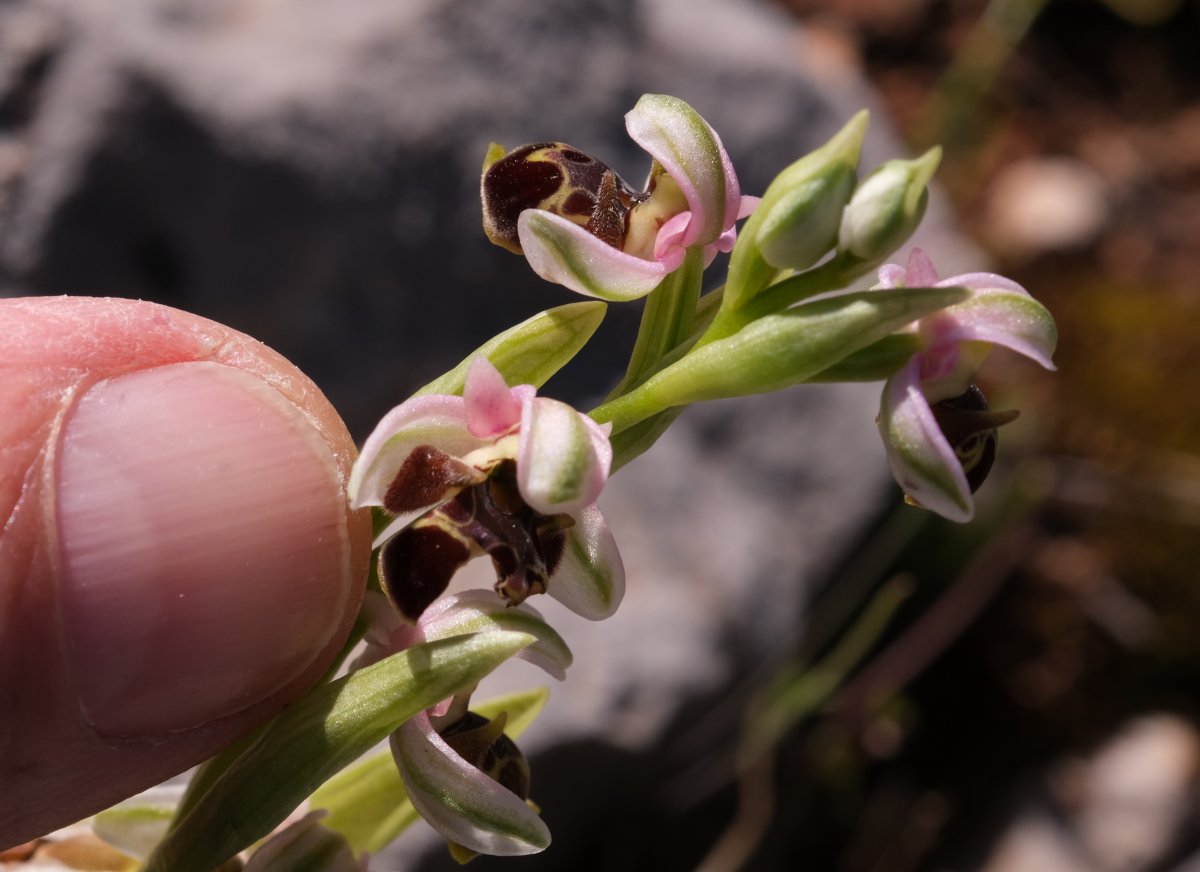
[0, 297, 371, 848]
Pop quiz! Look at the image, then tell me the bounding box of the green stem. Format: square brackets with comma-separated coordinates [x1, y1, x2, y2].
[916, 0, 1049, 148]
[607, 248, 704, 399]
[744, 575, 914, 759]
[701, 255, 850, 344]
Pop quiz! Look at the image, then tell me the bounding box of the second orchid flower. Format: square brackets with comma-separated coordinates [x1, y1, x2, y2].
[348, 357, 625, 622]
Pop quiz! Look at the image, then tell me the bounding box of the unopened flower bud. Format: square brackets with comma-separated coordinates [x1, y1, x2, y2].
[753, 110, 867, 270]
[838, 147, 941, 265]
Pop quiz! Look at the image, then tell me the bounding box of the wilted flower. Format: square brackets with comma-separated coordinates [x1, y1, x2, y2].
[875, 249, 1057, 521]
[481, 94, 757, 301]
[349, 357, 624, 621]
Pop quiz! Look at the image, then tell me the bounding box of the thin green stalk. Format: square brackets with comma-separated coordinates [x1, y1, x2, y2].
[743, 575, 914, 760]
[607, 248, 704, 399]
[916, 0, 1050, 148]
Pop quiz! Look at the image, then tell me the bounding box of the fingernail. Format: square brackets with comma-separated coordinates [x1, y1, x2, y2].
[56, 362, 353, 736]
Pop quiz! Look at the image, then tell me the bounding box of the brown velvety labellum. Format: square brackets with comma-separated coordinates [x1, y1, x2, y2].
[481, 141, 644, 254]
[383, 444, 483, 514]
[379, 523, 472, 622]
[441, 712, 533, 800]
[931, 384, 1018, 494]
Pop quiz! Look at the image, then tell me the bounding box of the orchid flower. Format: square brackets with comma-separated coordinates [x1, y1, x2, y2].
[481, 93, 758, 301]
[353, 589, 572, 859]
[875, 249, 1058, 522]
[348, 357, 624, 622]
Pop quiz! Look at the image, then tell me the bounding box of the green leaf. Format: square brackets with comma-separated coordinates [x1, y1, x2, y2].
[807, 332, 924, 382]
[145, 631, 536, 872]
[415, 301, 606, 396]
[310, 688, 550, 855]
[592, 287, 969, 434]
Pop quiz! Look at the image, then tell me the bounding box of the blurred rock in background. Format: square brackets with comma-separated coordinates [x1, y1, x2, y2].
[0, 0, 975, 868]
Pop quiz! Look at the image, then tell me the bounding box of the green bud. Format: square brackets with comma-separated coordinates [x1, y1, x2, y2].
[754, 110, 868, 270]
[723, 112, 868, 314]
[838, 146, 941, 265]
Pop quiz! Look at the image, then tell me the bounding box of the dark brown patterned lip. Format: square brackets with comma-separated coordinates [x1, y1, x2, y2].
[383, 444, 483, 514]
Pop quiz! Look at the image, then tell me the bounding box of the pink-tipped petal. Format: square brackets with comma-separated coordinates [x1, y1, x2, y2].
[937, 289, 1058, 371]
[391, 712, 551, 857]
[904, 248, 940, 287]
[652, 210, 694, 262]
[517, 210, 669, 301]
[937, 271, 1030, 295]
[625, 94, 740, 248]
[547, 504, 625, 620]
[418, 591, 573, 680]
[518, 398, 611, 516]
[737, 195, 761, 219]
[702, 225, 738, 266]
[876, 263, 908, 288]
[349, 394, 486, 510]
[878, 360, 974, 523]
[352, 590, 419, 669]
[464, 357, 525, 438]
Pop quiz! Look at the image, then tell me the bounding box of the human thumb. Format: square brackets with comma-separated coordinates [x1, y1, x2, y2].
[0, 297, 371, 848]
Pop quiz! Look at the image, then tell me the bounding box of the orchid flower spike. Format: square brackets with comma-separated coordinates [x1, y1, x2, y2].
[349, 357, 624, 622]
[481, 93, 758, 301]
[875, 249, 1057, 522]
[356, 590, 572, 859]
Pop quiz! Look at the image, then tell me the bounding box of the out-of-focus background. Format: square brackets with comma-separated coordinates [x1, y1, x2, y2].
[3, 0, 1198, 869]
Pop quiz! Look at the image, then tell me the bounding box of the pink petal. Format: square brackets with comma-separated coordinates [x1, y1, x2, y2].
[625, 94, 741, 248]
[652, 210, 693, 262]
[698, 197, 756, 266]
[937, 272, 1030, 295]
[348, 393, 486, 515]
[464, 357, 526, 438]
[737, 195, 762, 219]
[547, 504, 625, 620]
[936, 288, 1058, 370]
[517, 210, 669, 301]
[390, 712, 551, 856]
[877, 263, 908, 288]
[352, 590, 418, 669]
[517, 398, 612, 516]
[904, 248, 940, 287]
[878, 359, 974, 522]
